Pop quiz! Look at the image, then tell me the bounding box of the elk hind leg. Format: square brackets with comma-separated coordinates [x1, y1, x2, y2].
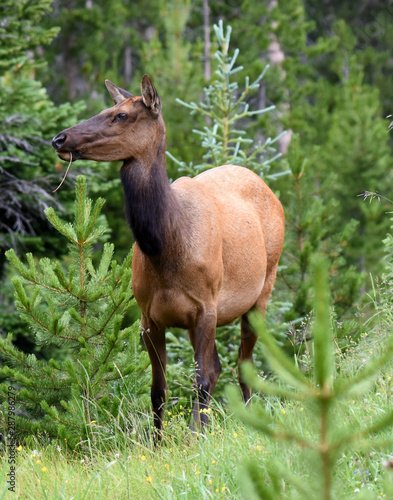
[238, 264, 279, 402]
[238, 314, 258, 403]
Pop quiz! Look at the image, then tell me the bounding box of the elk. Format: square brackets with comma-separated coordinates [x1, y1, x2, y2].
[52, 75, 285, 441]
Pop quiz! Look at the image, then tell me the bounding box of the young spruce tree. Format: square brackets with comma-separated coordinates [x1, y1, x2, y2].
[279, 134, 362, 323]
[0, 0, 86, 348]
[168, 20, 285, 178]
[230, 255, 393, 499]
[0, 177, 149, 449]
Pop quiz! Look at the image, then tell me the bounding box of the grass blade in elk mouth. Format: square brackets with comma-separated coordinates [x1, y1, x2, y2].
[53, 153, 73, 193]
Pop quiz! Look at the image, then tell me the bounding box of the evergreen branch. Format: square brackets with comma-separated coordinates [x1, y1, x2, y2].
[330, 410, 393, 451]
[16, 275, 105, 303]
[81, 345, 101, 364]
[175, 98, 214, 118]
[230, 105, 275, 121]
[229, 388, 313, 449]
[250, 312, 313, 393]
[41, 401, 82, 430]
[1, 367, 71, 390]
[16, 303, 61, 339]
[45, 208, 78, 243]
[334, 331, 393, 397]
[78, 243, 87, 320]
[85, 296, 127, 340]
[82, 198, 106, 242]
[0, 335, 37, 371]
[103, 361, 150, 382]
[90, 339, 121, 385]
[271, 429, 315, 449]
[241, 364, 308, 401]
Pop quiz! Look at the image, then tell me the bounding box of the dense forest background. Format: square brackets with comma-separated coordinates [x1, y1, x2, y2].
[1, 0, 393, 359]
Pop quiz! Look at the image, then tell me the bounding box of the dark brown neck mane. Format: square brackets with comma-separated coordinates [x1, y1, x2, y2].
[120, 137, 181, 256]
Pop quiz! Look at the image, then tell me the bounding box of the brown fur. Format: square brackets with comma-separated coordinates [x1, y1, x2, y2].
[52, 75, 285, 442]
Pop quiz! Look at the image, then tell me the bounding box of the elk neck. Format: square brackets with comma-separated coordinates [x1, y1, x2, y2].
[120, 134, 184, 258]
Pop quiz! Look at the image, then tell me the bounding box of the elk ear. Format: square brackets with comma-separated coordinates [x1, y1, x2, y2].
[141, 74, 161, 115]
[105, 80, 134, 104]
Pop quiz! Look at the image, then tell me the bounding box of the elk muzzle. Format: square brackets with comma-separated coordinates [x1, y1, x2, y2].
[52, 132, 83, 161]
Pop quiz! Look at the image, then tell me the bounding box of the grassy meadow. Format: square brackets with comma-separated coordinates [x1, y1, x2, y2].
[1, 318, 393, 500]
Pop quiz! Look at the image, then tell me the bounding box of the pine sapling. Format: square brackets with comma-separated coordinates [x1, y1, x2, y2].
[167, 20, 286, 178]
[0, 176, 149, 449]
[230, 255, 393, 499]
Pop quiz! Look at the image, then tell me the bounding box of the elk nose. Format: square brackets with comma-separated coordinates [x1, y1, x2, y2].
[52, 133, 67, 150]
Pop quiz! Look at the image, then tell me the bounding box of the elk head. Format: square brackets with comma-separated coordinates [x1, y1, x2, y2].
[52, 75, 164, 163]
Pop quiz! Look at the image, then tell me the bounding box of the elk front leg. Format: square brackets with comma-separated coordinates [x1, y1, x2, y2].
[189, 309, 221, 430]
[141, 316, 167, 444]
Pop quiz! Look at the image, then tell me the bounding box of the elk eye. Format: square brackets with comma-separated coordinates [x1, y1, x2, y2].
[114, 112, 128, 122]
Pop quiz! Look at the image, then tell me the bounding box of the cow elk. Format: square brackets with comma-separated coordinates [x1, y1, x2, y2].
[52, 75, 285, 442]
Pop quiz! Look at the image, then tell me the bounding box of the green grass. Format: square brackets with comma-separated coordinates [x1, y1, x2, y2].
[1, 327, 393, 499]
[1, 408, 269, 499]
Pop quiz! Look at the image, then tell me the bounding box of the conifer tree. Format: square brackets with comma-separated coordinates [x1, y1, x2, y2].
[0, 0, 85, 260]
[231, 255, 393, 499]
[169, 20, 284, 178]
[281, 18, 393, 280]
[277, 134, 362, 322]
[0, 0, 86, 344]
[230, 1, 390, 310]
[139, 0, 206, 173]
[0, 177, 149, 448]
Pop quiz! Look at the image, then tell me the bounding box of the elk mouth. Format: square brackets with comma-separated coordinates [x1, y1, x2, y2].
[56, 150, 82, 162]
